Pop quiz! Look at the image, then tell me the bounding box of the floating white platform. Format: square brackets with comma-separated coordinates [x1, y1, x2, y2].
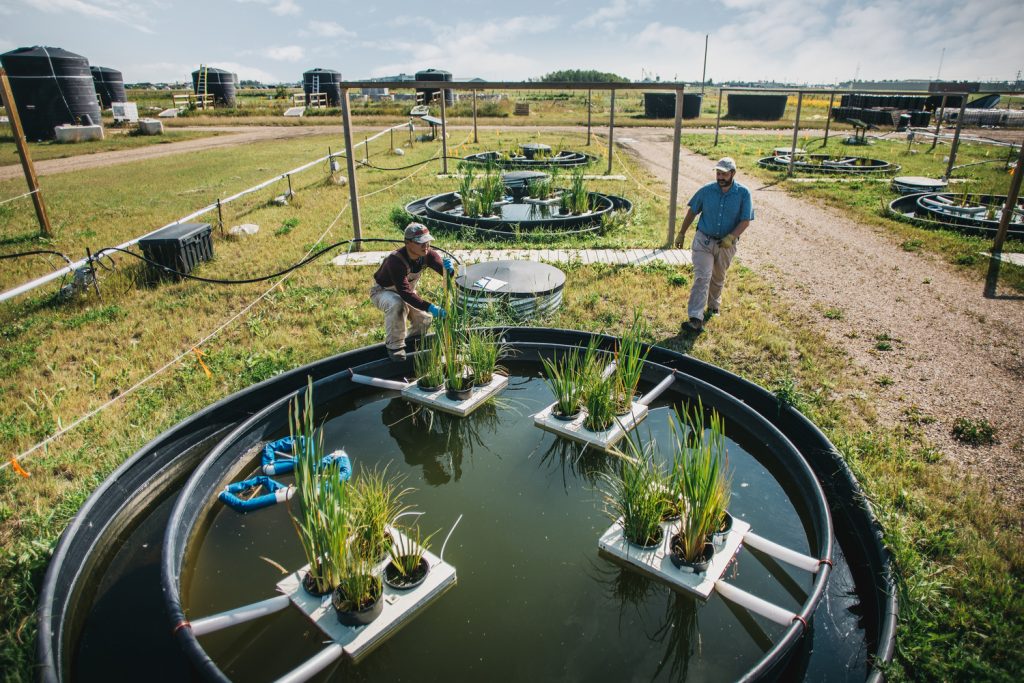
[533, 401, 648, 451]
[401, 373, 508, 417]
[276, 537, 456, 662]
[597, 515, 750, 599]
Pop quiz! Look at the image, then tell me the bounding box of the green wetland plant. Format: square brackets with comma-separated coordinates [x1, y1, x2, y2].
[612, 310, 649, 413]
[601, 433, 667, 547]
[387, 522, 439, 580]
[541, 347, 585, 417]
[584, 375, 616, 432]
[466, 328, 508, 386]
[413, 336, 445, 389]
[350, 465, 412, 563]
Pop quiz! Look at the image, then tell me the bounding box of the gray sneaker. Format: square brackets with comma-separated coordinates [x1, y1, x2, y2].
[387, 347, 407, 362]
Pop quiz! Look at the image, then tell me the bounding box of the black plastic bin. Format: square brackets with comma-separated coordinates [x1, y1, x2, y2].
[138, 222, 213, 281]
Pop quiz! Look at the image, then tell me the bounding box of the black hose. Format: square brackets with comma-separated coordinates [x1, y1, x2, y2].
[0, 249, 74, 265]
[354, 156, 466, 172]
[93, 238, 462, 285]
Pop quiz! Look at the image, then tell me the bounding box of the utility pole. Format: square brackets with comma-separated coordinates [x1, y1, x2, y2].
[0, 69, 52, 237]
[936, 47, 946, 80]
[701, 34, 709, 95]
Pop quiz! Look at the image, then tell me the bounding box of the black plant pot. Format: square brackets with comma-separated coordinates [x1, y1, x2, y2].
[445, 381, 474, 401]
[709, 512, 734, 552]
[669, 536, 715, 573]
[552, 406, 581, 421]
[332, 583, 384, 627]
[417, 378, 443, 392]
[301, 566, 332, 597]
[383, 557, 430, 591]
[625, 525, 663, 550]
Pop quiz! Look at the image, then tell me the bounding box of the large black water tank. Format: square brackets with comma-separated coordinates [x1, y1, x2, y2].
[302, 68, 342, 106]
[643, 92, 703, 119]
[726, 93, 788, 120]
[191, 67, 237, 107]
[91, 66, 127, 108]
[0, 46, 103, 141]
[415, 68, 454, 106]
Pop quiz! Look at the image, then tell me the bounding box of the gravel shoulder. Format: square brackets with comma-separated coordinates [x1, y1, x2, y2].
[618, 127, 1024, 507]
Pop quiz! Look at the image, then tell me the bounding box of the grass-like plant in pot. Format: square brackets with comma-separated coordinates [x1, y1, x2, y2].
[584, 375, 616, 432]
[467, 328, 509, 386]
[566, 168, 590, 215]
[286, 377, 336, 596]
[332, 549, 384, 627]
[350, 465, 411, 564]
[413, 336, 445, 391]
[541, 347, 585, 419]
[601, 434, 668, 548]
[668, 404, 732, 573]
[435, 276, 473, 399]
[612, 310, 650, 415]
[384, 523, 439, 591]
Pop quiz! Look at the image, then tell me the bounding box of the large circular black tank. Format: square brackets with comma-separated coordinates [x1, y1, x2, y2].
[190, 67, 237, 107]
[0, 46, 103, 141]
[90, 66, 126, 108]
[727, 93, 788, 121]
[643, 92, 703, 119]
[415, 68, 454, 106]
[302, 68, 342, 106]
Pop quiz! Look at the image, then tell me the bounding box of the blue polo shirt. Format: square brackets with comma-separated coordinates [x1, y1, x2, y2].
[688, 180, 754, 239]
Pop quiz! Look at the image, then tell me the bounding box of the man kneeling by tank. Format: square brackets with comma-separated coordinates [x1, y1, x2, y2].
[370, 222, 455, 361]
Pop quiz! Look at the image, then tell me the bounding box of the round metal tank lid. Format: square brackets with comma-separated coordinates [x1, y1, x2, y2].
[773, 147, 807, 156]
[520, 143, 552, 153]
[456, 260, 566, 297]
[893, 176, 948, 190]
[501, 170, 550, 188]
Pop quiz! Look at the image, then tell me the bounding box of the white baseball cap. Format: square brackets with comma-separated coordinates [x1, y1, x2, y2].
[713, 157, 737, 173]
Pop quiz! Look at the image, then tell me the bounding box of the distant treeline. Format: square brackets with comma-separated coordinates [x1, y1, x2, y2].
[537, 69, 629, 84]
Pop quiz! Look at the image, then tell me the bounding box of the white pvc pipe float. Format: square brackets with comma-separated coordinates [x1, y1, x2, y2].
[744, 531, 823, 574]
[274, 644, 344, 683]
[600, 361, 617, 379]
[349, 373, 410, 391]
[637, 373, 675, 406]
[714, 580, 798, 628]
[190, 594, 291, 636]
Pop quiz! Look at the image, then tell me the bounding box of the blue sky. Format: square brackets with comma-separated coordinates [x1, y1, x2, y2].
[1, 0, 1022, 84]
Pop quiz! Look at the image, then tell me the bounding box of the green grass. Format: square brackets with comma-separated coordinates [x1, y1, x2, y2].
[0, 127, 1021, 681]
[680, 131, 1024, 292]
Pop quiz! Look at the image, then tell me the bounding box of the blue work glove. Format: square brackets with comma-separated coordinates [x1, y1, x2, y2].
[428, 304, 447, 319]
[443, 257, 455, 275]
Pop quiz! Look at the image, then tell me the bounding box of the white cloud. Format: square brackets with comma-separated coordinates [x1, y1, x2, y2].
[307, 20, 353, 38]
[270, 0, 300, 16]
[207, 61, 282, 83]
[266, 45, 304, 62]
[19, 0, 155, 33]
[370, 16, 560, 80]
[576, 0, 650, 31]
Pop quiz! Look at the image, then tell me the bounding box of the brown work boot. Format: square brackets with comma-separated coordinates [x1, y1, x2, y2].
[682, 317, 703, 334]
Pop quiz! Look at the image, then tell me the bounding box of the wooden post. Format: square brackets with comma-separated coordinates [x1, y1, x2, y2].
[714, 88, 724, 146]
[992, 141, 1024, 253]
[586, 89, 592, 146]
[390, 127, 394, 151]
[787, 91, 804, 177]
[472, 89, 478, 143]
[943, 95, 968, 180]
[667, 87, 685, 248]
[440, 88, 449, 175]
[823, 92, 835, 147]
[0, 68, 52, 237]
[340, 88, 362, 250]
[606, 89, 615, 175]
[929, 95, 947, 152]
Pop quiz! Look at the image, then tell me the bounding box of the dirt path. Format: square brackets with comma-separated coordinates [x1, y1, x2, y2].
[0, 124, 798, 182]
[618, 128, 1024, 506]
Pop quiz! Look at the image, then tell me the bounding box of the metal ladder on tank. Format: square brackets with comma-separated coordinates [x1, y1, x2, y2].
[195, 64, 211, 110]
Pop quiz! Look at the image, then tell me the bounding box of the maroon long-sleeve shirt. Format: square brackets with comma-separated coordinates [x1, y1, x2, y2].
[373, 247, 444, 311]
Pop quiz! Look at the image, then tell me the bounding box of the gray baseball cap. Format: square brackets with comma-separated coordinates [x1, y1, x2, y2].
[713, 157, 737, 173]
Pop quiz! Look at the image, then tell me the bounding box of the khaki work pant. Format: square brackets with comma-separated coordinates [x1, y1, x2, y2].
[370, 283, 433, 351]
[687, 230, 738, 321]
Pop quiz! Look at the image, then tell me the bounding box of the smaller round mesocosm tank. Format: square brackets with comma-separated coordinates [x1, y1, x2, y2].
[302, 68, 342, 106]
[0, 46, 103, 140]
[191, 67, 237, 107]
[415, 68, 454, 106]
[91, 66, 127, 108]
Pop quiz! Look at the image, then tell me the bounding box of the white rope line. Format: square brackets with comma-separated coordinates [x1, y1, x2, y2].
[3, 202, 350, 472]
[617, 148, 670, 201]
[0, 188, 39, 206]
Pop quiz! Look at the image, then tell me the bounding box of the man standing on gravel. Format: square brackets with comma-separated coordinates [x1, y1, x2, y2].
[371, 222, 454, 361]
[674, 157, 754, 334]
